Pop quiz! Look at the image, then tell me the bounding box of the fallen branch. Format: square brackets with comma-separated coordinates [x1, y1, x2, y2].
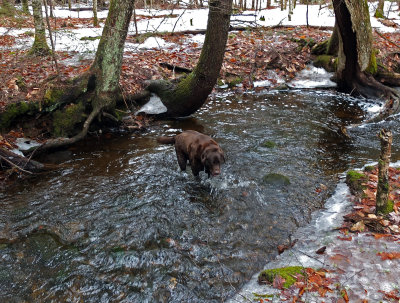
[0, 148, 44, 173]
[159, 62, 192, 73]
[375, 29, 400, 50]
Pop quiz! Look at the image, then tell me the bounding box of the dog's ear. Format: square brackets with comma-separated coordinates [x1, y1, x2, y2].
[220, 150, 225, 163]
[201, 152, 207, 164]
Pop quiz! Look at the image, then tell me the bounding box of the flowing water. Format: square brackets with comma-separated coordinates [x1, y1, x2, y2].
[1, 89, 399, 302]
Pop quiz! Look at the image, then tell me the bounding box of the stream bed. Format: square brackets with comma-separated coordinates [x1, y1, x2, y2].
[1, 89, 399, 302]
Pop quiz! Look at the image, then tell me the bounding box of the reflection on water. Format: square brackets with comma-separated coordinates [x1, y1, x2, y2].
[1, 90, 399, 302]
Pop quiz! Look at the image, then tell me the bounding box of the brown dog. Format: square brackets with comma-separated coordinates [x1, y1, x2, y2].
[157, 130, 225, 177]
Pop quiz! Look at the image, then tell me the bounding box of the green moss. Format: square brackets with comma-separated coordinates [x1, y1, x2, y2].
[80, 36, 101, 41]
[374, 10, 384, 19]
[253, 293, 275, 300]
[262, 140, 276, 148]
[311, 40, 328, 55]
[44, 87, 65, 107]
[263, 173, 290, 186]
[52, 102, 86, 137]
[364, 165, 375, 172]
[24, 31, 34, 37]
[346, 170, 367, 194]
[0, 101, 37, 130]
[365, 51, 377, 75]
[380, 199, 394, 214]
[314, 55, 336, 72]
[258, 266, 304, 289]
[0, 244, 8, 250]
[346, 170, 365, 182]
[227, 76, 242, 88]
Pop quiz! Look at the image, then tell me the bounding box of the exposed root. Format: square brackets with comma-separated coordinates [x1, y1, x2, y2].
[31, 106, 103, 154]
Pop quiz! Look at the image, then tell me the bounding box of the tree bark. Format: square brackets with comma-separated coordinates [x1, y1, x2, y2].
[376, 129, 393, 215]
[31, 0, 51, 55]
[22, 0, 30, 14]
[36, 0, 135, 152]
[145, 0, 233, 118]
[332, 0, 400, 120]
[374, 0, 385, 18]
[93, 0, 98, 26]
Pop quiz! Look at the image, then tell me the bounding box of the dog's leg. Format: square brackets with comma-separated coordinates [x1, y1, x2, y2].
[190, 161, 203, 176]
[175, 149, 187, 171]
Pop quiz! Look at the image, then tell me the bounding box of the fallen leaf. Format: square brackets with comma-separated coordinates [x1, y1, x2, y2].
[273, 274, 285, 290]
[350, 221, 365, 232]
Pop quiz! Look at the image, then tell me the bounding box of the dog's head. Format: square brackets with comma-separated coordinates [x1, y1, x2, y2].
[201, 147, 225, 177]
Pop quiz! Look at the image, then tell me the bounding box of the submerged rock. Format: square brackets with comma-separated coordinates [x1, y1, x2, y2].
[262, 173, 290, 186]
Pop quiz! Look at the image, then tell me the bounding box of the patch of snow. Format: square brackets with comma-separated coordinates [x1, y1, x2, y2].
[3, 2, 400, 55]
[186, 34, 205, 44]
[135, 94, 167, 115]
[137, 37, 173, 49]
[253, 80, 272, 88]
[10, 138, 41, 156]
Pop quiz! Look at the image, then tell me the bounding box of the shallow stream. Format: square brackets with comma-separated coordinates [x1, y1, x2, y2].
[1, 89, 399, 302]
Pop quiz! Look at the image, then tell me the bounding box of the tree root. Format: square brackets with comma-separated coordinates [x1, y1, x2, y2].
[28, 106, 103, 154]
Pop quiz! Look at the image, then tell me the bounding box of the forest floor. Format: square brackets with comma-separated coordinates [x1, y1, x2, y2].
[1, 8, 400, 303]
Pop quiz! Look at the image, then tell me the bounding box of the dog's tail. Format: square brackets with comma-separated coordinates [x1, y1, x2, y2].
[157, 136, 176, 144]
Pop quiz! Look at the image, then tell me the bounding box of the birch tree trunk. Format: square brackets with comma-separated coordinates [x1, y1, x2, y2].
[376, 129, 393, 215]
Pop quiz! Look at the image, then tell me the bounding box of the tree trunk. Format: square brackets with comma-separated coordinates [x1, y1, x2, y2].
[327, 21, 339, 55]
[93, 0, 98, 26]
[145, 0, 233, 118]
[374, 0, 385, 18]
[30, 0, 51, 55]
[22, 0, 30, 14]
[332, 0, 400, 120]
[376, 129, 393, 215]
[36, 0, 135, 152]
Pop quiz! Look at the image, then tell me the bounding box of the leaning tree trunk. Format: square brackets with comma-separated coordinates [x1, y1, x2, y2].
[36, 0, 135, 152]
[145, 0, 233, 117]
[332, 0, 400, 120]
[30, 0, 51, 55]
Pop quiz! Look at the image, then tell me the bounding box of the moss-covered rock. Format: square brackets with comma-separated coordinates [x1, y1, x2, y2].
[313, 55, 336, 72]
[52, 102, 86, 137]
[0, 101, 37, 130]
[263, 173, 290, 186]
[346, 170, 367, 195]
[258, 266, 304, 288]
[262, 140, 276, 148]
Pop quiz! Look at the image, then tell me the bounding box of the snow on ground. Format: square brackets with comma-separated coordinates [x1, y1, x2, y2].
[228, 174, 400, 302]
[1, 2, 399, 56]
